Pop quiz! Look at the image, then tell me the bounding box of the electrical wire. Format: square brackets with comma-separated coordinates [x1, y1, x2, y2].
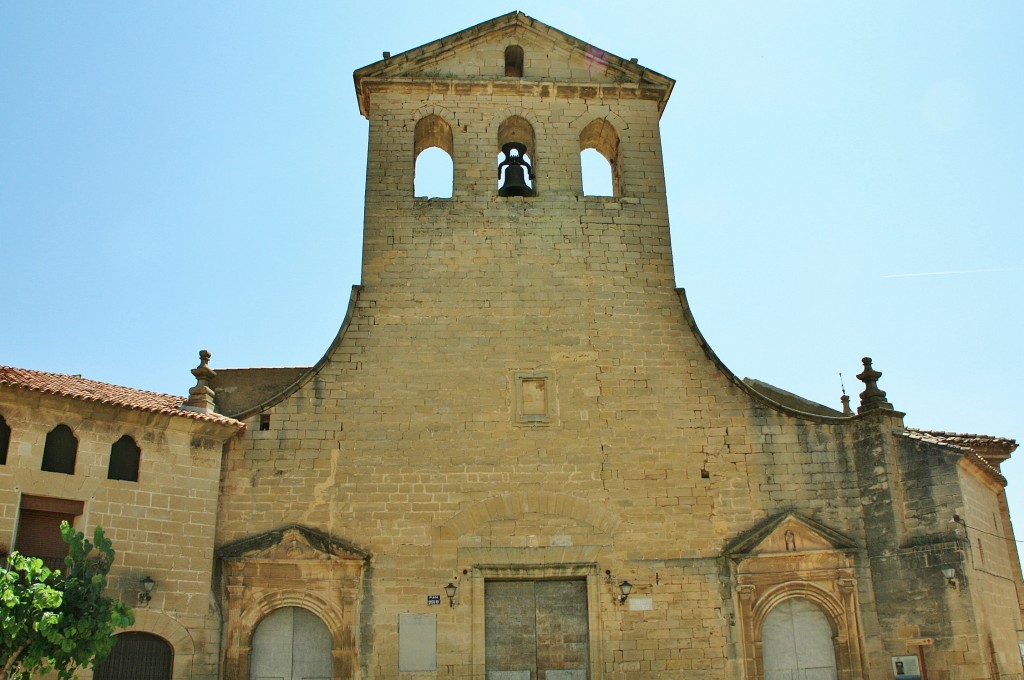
[953, 515, 1024, 544]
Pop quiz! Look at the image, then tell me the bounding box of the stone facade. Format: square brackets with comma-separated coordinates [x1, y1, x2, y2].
[0, 12, 1021, 680]
[0, 367, 243, 678]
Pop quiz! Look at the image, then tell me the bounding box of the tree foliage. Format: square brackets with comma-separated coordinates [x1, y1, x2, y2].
[0, 523, 134, 680]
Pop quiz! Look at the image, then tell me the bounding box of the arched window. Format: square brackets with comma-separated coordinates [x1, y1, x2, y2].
[579, 119, 622, 196]
[41, 424, 77, 475]
[762, 599, 838, 680]
[108, 435, 141, 482]
[505, 45, 524, 77]
[94, 632, 173, 680]
[497, 115, 536, 196]
[0, 414, 10, 465]
[414, 114, 454, 198]
[251, 607, 332, 680]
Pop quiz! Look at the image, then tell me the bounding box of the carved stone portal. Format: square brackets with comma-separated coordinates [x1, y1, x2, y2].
[725, 513, 866, 680]
[217, 525, 370, 680]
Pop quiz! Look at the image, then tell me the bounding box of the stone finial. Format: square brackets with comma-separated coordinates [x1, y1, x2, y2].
[840, 393, 853, 416]
[183, 349, 217, 413]
[856, 357, 893, 414]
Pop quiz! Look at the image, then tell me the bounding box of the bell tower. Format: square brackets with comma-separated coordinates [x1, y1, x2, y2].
[342, 11, 693, 444]
[353, 11, 676, 304]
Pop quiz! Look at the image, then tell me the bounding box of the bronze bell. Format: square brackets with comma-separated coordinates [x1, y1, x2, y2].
[498, 142, 535, 197]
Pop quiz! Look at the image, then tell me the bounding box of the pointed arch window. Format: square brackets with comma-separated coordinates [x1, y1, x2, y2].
[108, 435, 141, 482]
[504, 45, 524, 77]
[414, 114, 454, 199]
[0, 414, 10, 465]
[497, 115, 536, 196]
[41, 424, 77, 475]
[579, 119, 622, 196]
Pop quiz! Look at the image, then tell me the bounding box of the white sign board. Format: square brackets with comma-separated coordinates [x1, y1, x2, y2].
[399, 613, 436, 672]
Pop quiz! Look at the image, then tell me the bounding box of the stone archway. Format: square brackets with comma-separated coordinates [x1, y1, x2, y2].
[726, 513, 866, 680]
[218, 525, 370, 680]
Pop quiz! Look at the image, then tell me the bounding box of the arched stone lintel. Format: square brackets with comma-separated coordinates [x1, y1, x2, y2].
[409, 104, 459, 129]
[239, 590, 349, 645]
[439, 492, 621, 540]
[570, 107, 629, 136]
[751, 581, 846, 638]
[413, 112, 456, 157]
[487, 107, 541, 139]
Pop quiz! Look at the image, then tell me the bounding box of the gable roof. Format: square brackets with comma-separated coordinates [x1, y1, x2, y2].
[353, 11, 675, 116]
[0, 366, 245, 428]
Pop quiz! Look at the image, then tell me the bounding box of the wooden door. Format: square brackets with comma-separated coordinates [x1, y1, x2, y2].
[762, 599, 838, 680]
[485, 580, 589, 680]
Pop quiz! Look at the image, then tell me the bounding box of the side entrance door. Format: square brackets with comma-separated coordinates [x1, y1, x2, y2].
[762, 598, 838, 680]
[250, 607, 333, 680]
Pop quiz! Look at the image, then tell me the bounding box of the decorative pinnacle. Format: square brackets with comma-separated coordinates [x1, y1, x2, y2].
[856, 357, 893, 414]
[191, 349, 215, 382]
[183, 349, 217, 413]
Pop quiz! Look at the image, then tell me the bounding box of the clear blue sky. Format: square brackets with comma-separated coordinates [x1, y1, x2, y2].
[2, 3, 1022, 545]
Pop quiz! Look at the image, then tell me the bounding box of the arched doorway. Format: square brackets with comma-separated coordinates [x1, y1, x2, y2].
[94, 632, 172, 680]
[762, 598, 838, 680]
[250, 606, 333, 680]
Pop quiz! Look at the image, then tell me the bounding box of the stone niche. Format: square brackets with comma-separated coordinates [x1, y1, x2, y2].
[725, 513, 867, 680]
[217, 525, 370, 679]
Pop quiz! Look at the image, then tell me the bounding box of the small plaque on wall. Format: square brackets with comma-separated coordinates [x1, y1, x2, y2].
[628, 597, 653, 611]
[427, 595, 441, 606]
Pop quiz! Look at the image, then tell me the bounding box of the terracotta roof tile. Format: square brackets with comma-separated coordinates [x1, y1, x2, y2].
[900, 429, 1007, 483]
[0, 366, 245, 428]
[908, 429, 1018, 452]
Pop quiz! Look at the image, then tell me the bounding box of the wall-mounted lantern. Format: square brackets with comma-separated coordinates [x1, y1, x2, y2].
[139, 576, 156, 603]
[941, 567, 959, 589]
[444, 582, 458, 608]
[616, 580, 632, 605]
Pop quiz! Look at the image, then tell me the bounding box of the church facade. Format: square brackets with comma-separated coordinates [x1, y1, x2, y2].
[1, 13, 1022, 680]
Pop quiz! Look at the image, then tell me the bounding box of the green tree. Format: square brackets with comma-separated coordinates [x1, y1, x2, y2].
[0, 523, 134, 679]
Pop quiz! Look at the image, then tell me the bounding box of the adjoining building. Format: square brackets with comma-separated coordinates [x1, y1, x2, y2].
[1, 12, 1021, 680]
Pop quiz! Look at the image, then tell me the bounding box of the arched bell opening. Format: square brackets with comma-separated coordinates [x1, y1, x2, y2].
[497, 115, 536, 197]
[414, 114, 454, 198]
[579, 118, 622, 197]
